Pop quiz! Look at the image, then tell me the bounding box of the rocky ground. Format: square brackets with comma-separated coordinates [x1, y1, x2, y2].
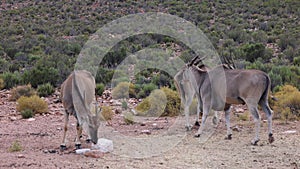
[0, 89, 299, 169]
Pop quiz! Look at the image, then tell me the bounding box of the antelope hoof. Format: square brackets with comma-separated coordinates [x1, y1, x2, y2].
[60, 144, 67, 151]
[268, 134, 275, 144]
[185, 125, 192, 131]
[86, 139, 91, 143]
[225, 134, 232, 140]
[251, 139, 260, 146]
[75, 144, 81, 150]
[194, 133, 201, 138]
[194, 121, 200, 126]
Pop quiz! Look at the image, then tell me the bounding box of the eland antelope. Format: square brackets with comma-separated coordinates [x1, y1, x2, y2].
[174, 57, 219, 131]
[60, 70, 101, 150]
[177, 56, 274, 145]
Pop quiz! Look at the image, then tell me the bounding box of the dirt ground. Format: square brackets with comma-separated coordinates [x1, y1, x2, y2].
[0, 89, 299, 169]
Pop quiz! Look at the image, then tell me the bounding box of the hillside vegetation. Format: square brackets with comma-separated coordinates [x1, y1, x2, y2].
[0, 0, 299, 91]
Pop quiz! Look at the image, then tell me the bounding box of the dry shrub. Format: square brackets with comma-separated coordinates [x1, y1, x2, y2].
[237, 111, 249, 121]
[16, 95, 48, 114]
[100, 106, 114, 121]
[9, 84, 36, 101]
[9, 140, 22, 152]
[123, 112, 135, 125]
[135, 87, 180, 117]
[273, 85, 300, 122]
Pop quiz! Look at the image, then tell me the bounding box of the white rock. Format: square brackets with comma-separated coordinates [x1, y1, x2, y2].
[27, 118, 35, 122]
[17, 154, 25, 158]
[282, 130, 297, 134]
[75, 148, 91, 154]
[10, 116, 17, 121]
[141, 129, 151, 135]
[235, 108, 244, 113]
[91, 138, 113, 153]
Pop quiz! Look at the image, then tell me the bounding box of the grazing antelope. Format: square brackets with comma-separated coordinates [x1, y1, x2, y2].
[60, 70, 101, 150]
[177, 56, 274, 145]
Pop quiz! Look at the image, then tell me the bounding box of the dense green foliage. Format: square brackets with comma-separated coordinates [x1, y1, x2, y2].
[37, 83, 55, 97]
[95, 83, 105, 96]
[0, 0, 299, 92]
[20, 109, 34, 119]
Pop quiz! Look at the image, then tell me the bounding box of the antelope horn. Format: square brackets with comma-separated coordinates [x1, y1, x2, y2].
[194, 56, 207, 65]
[187, 55, 199, 66]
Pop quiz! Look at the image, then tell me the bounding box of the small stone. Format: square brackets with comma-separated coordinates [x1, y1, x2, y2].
[235, 108, 244, 113]
[27, 118, 35, 122]
[232, 125, 241, 132]
[152, 123, 159, 129]
[10, 116, 17, 121]
[282, 130, 297, 134]
[48, 149, 57, 153]
[115, 108, 122, 114]
[141, 130, 151, 135]
[17, 154, 25, 158]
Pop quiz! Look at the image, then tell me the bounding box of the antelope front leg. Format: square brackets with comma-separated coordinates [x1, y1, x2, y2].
[185, 105, 192, 131]
[60, 113, 69, 151]
[212, 111, 219, 126]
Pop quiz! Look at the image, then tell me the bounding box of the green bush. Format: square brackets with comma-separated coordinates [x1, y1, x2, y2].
[1, 71, 21, 89]
[135, 87, 180, 117]
[142, 83, 157, 96]
[135, 89, 166, 117]
[21, 109, 34, 119]
[161, 87, 181, 116]
[112, 82, 135, 99]
[239, 43, 267, 62]
[122, 100, 128, 110]
[9, 84, 36, 101]
[0, 78, 4, 90]
[16, 95, 48, 114]
[136, 90, 146, 99]
[22, 63, 60, 88]
[37, 83, 55, 97]
[95, 83, 105, 96]
[273, 85, 300, 122]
